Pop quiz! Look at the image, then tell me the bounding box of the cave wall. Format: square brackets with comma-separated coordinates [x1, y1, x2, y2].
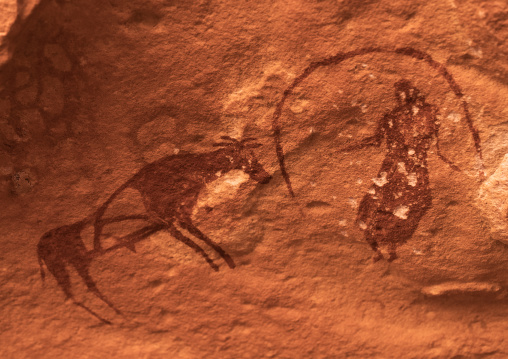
[0, 0, 507, 357]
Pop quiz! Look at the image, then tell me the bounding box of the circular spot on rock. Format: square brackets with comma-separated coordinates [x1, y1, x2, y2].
[137, 115, 177, 147]
[19, 108, 45, 137]
[142, 142, 176, 162]
[11, 168, 36, 194]
[44, 44, 72, 72]
[16, 85, 38, 106]
[15, 71, 30, 88]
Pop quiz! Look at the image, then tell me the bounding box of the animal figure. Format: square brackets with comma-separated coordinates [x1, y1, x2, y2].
[37, 215, 165, 324]
[93, 136, 272, 271]
[339, 80, 460, 261]
[37, 217, 121, 324]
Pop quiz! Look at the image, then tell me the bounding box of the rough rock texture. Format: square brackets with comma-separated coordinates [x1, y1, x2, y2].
[0, 0, 507, 358]
[479, 154, 508, 245]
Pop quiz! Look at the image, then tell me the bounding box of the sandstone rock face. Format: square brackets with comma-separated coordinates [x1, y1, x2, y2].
[478, 154, 508, 245]
[0, 0, 507, 358]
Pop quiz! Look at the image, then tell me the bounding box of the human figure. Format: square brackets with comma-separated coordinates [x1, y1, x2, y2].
[339, 79, 460, 261]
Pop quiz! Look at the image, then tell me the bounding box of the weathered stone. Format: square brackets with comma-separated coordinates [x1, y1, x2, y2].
[0, 120, 24, 143]
[15, 71, 30, 88]
[43, 44, 72, 72]
[142, 142, 177, 163]
[477, 154, 508, 244]
[1, 0, 508, 357]
[10, 168, 36, 194]
[18, 108, 45, 137]
[0, 98, 10, 119]
[136, 115, 177, 147]
[422, 282, 501, 296]
[15, 85, 37, 105]
[39, 75, 64, 115]
[0, 0, 16, 38]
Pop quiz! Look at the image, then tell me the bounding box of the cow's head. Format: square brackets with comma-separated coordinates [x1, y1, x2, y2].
[214, 136, 272, 184]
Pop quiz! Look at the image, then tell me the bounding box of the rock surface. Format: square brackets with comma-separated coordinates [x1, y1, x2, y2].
[479, 154, 508, 245]
[0, 0, 507, 358]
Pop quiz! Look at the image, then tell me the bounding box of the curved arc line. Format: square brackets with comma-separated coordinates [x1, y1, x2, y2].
[272, 47, 484, 197]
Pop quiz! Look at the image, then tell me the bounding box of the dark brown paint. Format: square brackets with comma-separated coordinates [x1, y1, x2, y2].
[272, 47, 485, 198]
[37, 137, 271, 323]
[93, 136, 271, 270]
[339, 80, 460, 261]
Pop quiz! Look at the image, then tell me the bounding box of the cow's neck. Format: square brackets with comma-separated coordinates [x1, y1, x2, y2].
[200, 150, 236, 183]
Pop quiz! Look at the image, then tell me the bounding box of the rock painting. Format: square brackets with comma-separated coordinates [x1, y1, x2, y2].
[272, 47, 484, 261]
[339, 79, 460, 261]
[37, 215, 154, 324]
[37, 136, 271, 323]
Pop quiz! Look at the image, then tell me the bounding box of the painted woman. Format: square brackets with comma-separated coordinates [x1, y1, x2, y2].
[339, 79, 460, 261]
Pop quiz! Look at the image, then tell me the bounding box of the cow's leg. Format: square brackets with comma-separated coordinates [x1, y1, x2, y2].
[178, 217, 236, 269]
[42, 255, 113, 324]
[72, 300, 113, 325]
[43, 256, 74, 299]
[167, 223, 219, 271]
[73, 260, 123, 315]
[365, 235, 383, 262]
[387, 242, 398, 262]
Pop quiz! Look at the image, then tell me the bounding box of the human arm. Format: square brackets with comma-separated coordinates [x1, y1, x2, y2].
[338, 114, 387, 152]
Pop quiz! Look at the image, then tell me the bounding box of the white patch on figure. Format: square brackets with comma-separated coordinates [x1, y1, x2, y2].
[407, 173, 417, 187]
[397, 162, 408, 175]
[393, 205, 410, 219]
[447, 112, 461, 123]
[399, 92, 406, 101]
[195, 170, 250, 214]
[338, 219, 347, 227]
[388, 120, 393, 128]
[372, 172, 388, 187]
[224, 173, 249, 186]
[368, 187, 376, 195]
[408, 149, 415, 156]
[358, 221, 367, 230]
[215, 171, 222, 177]
[412, 106, 419, 116]
[356, 178, 363, 185]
